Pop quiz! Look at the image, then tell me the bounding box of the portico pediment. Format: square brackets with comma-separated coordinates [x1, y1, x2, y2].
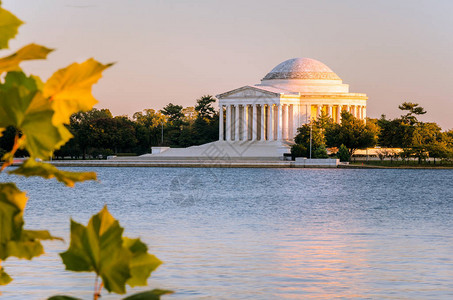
[216, 85, 282, 99]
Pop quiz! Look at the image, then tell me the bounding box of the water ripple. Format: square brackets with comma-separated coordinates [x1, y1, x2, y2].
[1, 168, 452, 299]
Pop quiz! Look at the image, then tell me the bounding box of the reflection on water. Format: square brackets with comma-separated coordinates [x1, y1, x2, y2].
[1, 168, 453, 299]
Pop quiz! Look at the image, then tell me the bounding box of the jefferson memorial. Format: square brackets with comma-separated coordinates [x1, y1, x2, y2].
[147, 57, 367, 160]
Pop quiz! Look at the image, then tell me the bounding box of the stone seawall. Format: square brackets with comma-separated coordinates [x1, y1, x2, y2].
[47, 159, 341, 168]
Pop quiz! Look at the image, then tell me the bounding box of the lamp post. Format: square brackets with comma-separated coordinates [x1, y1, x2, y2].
[161, 121, 164, 145]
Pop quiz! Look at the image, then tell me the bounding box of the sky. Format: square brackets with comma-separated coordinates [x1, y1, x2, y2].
[3, 0, 453, 129]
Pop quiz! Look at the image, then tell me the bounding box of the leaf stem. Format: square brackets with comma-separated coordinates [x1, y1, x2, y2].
[96, 281, 104, 300]
[94, 276, 98, 300]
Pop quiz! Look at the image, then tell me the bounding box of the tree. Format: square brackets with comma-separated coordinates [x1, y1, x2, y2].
[290, 144, 307, 159]
[378, 115, 414, 148]
[427, 141, 451, 164]
[194, 95, 216, 120]
[133, 109, 166, 150]
[442, 130, 453, 160]
[315, 111, 335, 133]
[406, 122, 442, 163]
[378, 103, 428, 149]
[87, 117, 137, 154]
[292, 120, 326, 158]
[191, 95, 219, 145]
[292, 112, 334, 159]
[313, 145, 328, 158]
[399, 102, 426, 125]
[384, 102, 448, 164]
[160, 103, 184, 125]
[325, 111, 379, 156]
[160, 103, 186, 146]
[71, 108, 113, 124]
[377, 103, 451, 164]
[55, 108, 114, 159]
[337, 144, 350, 162]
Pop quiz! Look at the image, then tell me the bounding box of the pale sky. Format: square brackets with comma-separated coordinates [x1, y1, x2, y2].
[3, 0, 453, 129]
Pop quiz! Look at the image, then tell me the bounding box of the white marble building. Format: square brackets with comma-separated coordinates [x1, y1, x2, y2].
[143, 58, 367, 160]
[217, 57, 367, 144]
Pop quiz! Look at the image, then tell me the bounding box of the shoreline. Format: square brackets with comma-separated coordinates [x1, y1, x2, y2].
[19, 160, 453, 169]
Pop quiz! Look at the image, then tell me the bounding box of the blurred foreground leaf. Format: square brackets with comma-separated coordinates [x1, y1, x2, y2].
[48, 296, 82, 300]
[0, 72, 72, 161]
[0, 183, 60, 284]
[44, 58, 113, 125]
[0, 6, 23, 49]
[48, 289, 173, 300]
[60, 206, 161, 294]
[124, 238, 162, 287]
[9, 159, 97, 187]
[0, 267, 12, 285]
[122, 289, 174, 300]
[0, 43, 53, 73]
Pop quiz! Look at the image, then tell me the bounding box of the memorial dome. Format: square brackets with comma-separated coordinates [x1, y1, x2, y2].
[262, 58, 341, 81]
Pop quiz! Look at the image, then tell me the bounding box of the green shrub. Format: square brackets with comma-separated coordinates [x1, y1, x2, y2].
[338, 144, 350, 162]
[313, 145, 328, 158]
[291, 144, 307, 159]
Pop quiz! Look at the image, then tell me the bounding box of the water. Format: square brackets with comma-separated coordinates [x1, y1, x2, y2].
[1, 167, 453, 299]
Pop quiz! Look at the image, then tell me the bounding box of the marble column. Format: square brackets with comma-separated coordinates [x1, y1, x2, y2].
[242, 105, 247, 140]
[336, 105, 341, 124]
[287, 104, 291, 139]
[225, 104, 231, 141]
[363, 106, 367, 119]
[288, 104, 293, 139]
[260, 104, 265, 140]
[252, 104, 257, 141]
[280, 104, 286, 140]
[285, 104, 291, 139]
[234, 104, 240, 141]
[268, 104, 274, 141]
[277, 104, 282, 141]
[317, 105, 322, 119]
[327, 105, 333, 119]
[306, 103, 311, 123]
[219, 105, 224, 141]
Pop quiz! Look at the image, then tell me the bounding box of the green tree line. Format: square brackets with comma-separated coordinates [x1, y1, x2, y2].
[292, 102, 453, 164]
[2, 97, 453, 163]
[0, 95, 219, 159]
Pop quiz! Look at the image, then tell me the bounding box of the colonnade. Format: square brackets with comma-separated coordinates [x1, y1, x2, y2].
[219, 103, 366, 141]
[219, 103, 294, 142]
[313, 104, 366, 122]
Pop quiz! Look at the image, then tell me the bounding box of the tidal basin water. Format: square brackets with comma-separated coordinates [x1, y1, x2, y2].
[1, 167, 453, 299]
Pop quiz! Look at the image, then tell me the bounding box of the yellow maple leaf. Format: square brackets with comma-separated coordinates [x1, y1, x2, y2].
[0, 6, 23, 50]
[43, 58, 113, 125]
[0, 43, 53, 73]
